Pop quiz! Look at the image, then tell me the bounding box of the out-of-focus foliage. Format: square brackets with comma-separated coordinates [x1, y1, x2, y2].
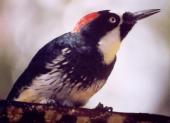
[0, 0, 169, 115]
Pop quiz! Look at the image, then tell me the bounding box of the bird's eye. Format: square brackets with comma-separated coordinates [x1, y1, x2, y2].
[109, 17, 116, 24]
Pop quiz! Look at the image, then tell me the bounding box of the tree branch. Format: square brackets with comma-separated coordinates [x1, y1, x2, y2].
[0, 100, 169, 123]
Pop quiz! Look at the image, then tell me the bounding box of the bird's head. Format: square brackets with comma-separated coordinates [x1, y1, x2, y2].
[73, 9, 160, 65]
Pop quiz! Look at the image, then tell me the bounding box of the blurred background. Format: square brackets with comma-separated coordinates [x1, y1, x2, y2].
[0, 0, 170, 116]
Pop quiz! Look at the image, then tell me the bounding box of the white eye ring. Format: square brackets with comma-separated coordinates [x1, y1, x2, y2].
[109, 17, 116, 23]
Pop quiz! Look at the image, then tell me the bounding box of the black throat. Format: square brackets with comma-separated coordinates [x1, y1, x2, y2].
[120, 12, 136, 40]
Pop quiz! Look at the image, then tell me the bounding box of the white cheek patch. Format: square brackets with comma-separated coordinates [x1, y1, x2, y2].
[98, 26, 121, 65]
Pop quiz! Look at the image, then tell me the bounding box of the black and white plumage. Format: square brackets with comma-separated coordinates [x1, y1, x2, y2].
[7, 32, 116, 106]
[7, 9, 160, 107]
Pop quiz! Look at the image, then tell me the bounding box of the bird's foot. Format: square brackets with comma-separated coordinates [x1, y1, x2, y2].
[94, 102, 113, 112]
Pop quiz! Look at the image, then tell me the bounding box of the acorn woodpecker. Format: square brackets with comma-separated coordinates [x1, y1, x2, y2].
[7, 9, 160, 107]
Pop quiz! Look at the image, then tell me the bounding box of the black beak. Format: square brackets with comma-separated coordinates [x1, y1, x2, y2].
[123, 9, 160, 24]
[132, 9, 160, 20]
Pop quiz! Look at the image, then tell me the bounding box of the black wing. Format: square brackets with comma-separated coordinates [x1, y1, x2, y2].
[7, 33, 71, 100]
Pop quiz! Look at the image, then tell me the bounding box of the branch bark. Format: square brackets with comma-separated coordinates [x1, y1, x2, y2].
[0, 100, 169, 123]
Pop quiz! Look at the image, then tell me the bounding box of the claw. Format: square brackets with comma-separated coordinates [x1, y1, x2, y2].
[95, 102, 113, 112]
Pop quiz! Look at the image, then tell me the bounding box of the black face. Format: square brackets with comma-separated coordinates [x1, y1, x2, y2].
[81, 10, 121, 43]
[120, 9, 160, 40]
[120, 12, 136, 40]
[80, 9, 160, 44]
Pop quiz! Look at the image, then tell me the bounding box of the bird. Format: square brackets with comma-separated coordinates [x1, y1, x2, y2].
[7, 9, 160, 107]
